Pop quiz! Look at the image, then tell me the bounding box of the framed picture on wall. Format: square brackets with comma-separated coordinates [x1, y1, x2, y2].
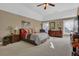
[50, 22, 55, 29]
[21, 20, 30, 28]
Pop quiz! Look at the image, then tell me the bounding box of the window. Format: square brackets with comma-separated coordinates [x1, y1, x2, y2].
[42, 22, 49, 33]
[63, 17, 78, 35]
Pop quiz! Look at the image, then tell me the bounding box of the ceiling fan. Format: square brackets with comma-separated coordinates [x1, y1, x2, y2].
[37, 3, 55, 10]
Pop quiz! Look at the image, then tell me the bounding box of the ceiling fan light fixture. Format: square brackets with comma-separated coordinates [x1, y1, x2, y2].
[37, 3, 55, 10]
[43, 3, 48, 10]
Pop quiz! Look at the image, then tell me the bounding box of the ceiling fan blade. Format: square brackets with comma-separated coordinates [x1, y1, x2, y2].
[37, 3, 44, 7]
[48, 3, 55, 7]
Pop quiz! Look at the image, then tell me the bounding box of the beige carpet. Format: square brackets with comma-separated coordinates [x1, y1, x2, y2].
[0, 41, 35, 55]
[17, 36, 72, 56]
[0, 36, 72, 56]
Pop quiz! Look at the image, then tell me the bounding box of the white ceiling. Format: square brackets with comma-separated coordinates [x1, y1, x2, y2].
[0, 3, 79, 21]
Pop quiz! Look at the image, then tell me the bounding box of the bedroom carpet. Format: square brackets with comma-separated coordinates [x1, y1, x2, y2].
[0, 36, 72, 56]
[0, 41, 35, 55]
[17, 36, 72, 56]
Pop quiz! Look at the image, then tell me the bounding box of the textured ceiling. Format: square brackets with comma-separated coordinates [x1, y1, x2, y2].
[0, 3, 79, 21]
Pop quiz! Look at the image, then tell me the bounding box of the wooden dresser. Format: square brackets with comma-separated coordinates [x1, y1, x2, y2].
[48, 20, 63, 37]
[48, 30, 63, 37]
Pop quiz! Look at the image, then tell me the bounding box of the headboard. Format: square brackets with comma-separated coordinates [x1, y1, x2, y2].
[20, 28, 29, 40]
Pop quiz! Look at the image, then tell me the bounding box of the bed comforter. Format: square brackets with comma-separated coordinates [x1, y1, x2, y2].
[30, 33, 49, 45]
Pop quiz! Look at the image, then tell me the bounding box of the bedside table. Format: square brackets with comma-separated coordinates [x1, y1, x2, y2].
[2, 34, 20, 46]
[11, 34, 20, 43]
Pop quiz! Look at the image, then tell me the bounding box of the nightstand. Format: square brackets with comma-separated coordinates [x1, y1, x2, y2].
[2, 34, 20, 46]
[11, 34, 20, 43]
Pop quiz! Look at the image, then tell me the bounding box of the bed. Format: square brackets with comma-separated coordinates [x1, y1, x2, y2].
[20, 28, 49, 45]
[23, 33, 49, 45]
[30, 33, 49, 45]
